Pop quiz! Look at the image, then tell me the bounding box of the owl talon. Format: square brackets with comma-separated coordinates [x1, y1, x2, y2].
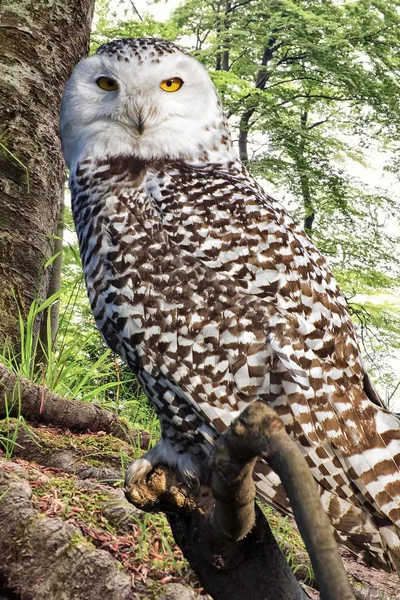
[125, 463, 193, 512]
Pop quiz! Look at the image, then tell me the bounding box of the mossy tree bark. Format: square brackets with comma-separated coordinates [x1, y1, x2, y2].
[0, 0, 95, 349]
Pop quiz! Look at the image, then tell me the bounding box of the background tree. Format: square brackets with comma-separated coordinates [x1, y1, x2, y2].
[0, 0, 95, 350]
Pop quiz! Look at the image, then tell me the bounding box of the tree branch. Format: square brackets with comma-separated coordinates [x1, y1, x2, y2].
[221, 402, 355, 600]
[128, 0, 143, 21]
[126, 466, 310, 600]
[126, 401, 355, 600]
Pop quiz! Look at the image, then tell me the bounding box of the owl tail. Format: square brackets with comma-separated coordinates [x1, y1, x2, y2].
[336, 404, 400, 572]
[253, 459, 399, 573]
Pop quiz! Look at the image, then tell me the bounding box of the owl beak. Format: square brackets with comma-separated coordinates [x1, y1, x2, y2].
[136, 114, 144, 135]
[122, 93, 152, 135]
[119, 102, 146, 135]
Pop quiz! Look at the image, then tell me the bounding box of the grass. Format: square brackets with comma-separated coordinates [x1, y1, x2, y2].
[0, 376, 25, 459]
[0, 289, 129, 404]
[0, 272, 157, 428]
[261, 504, 315, 585]
[0, 249, 160, 462]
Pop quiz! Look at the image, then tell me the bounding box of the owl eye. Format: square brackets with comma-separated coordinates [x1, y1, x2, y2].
[160, 78, 184, 92]
[96, 77, 119, 91]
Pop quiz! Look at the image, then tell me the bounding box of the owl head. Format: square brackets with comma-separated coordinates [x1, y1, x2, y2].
[59, 38, 236, 170]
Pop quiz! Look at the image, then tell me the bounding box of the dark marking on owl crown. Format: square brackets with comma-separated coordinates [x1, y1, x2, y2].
[96, 38, 189, 63]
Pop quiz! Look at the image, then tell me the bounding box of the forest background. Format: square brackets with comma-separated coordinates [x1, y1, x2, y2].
[1, 1, 400, 598]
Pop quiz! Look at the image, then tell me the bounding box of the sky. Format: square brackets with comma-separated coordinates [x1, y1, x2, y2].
[106, 0, 181, 21]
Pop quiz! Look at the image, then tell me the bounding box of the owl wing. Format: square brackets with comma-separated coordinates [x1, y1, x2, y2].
[143, 162, 400, 551]
[75, 157, 400, 569]
[145, 162, 385, 434]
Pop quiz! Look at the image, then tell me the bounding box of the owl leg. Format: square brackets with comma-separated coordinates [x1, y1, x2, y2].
[125, 421, 209, 489]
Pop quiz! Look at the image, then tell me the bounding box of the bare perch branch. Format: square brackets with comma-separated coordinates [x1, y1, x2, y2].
[126, 402, 355, 600]
[126, 467, 310, 600]
[220, 401, 355, 600]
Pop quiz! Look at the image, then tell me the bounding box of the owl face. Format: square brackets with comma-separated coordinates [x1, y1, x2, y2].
[60, 38, 235, 169]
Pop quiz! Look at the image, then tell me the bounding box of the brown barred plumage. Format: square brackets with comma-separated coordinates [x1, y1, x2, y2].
[60, 38, 400, 572]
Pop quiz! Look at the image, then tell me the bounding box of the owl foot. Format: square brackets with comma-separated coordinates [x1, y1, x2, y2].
[124, 440, 200, 512]
[125, 450, 156, 488]
[125, 464, 195, 513]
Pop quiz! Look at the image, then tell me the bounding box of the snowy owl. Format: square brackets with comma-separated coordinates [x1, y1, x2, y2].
[59, 38, 400, 572]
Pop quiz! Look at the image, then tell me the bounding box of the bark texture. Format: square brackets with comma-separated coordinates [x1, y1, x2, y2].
[0, 0, 95, 348]
[169, 497, 309, 600]
[211, 402, 354, 600]
[126, 469, 315, 600]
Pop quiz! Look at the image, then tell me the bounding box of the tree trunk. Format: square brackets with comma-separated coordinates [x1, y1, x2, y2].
[238, 39, 279, 163]
[296, 109, 315, 234]
[0, 0, 95, 349]
[239, 108, 253, 163]
[36, 191, 64, 367]
[214, 2, 230, 71]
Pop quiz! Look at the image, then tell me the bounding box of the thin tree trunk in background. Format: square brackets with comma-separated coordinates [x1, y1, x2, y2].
[239, 108, 253, 162]
[238, 39, 279, 163]
[296, 109, 315, 233]
[0, 0, 95, 350]
[215, 1, 230, 71]
[36, 191, 64, 366]
[221, 1, 230, 71]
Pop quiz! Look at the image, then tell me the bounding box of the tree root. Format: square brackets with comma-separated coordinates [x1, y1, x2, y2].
[0, 422, 132, 481]
[0, 361, 149, 446]
[0, 462, 140, 600]
[0, 382, 394, 600]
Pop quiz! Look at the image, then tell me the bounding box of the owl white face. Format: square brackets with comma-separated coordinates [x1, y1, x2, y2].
[59, 39, 236, 169]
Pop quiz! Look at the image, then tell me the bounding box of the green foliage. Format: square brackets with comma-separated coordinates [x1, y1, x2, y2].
[0, 409, 25, 459]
